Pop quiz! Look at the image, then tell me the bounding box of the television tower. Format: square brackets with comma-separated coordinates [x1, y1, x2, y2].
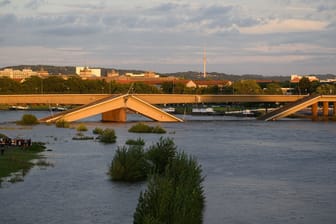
[203, 48, 207, 78]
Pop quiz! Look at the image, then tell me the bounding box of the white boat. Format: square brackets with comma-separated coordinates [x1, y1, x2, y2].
[9, 105, 29, 110]
[51, 106, 68, 111]
[162, 107, 175, 113]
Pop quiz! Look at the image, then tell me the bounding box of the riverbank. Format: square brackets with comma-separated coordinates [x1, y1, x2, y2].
[0, 142, 46, 184]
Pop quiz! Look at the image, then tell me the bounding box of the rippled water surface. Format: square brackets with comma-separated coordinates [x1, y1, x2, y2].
[0, 111, 335, 224]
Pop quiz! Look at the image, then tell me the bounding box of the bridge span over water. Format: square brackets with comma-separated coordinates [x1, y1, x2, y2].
[1, 94, 336, 122]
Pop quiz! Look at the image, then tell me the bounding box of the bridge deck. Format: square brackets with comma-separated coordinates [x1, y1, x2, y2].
[0, 94, 306, 105]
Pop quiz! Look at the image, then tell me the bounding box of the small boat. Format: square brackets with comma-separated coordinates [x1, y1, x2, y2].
[9, 105, 29, 110]
[162, 107, 175, 113]
[51, 106, 68, 111]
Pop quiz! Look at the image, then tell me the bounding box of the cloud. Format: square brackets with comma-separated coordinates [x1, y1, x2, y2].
[0, 0, 10, 7]
[25, 0, 46, 9]
[239, 19, 328, 34]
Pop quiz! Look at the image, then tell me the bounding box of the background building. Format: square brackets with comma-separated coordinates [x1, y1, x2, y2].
[76, 66, 101, 77]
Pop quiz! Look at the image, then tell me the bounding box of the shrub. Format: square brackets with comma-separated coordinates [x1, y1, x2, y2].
[109, 145, 148, 182]
[92, 127, 104, 135]
[128, 123, 166, 134]
[0, 133, 8, 139]
[99, 128, 117, 143]
[76, 123, 88, 132]
[151, 125, 166, 134]
[129, 123, 153, 133]
[17, 114, 39, 125]
[125, 137, 145, 146]
[146, 137, 177, 174]
[134, 152, 205, 224]
[55, 119, 70, 128]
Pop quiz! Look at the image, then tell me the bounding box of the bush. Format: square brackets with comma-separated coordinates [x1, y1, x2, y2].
[99, 128, 117, 143]
[76, 124, 88, 132]
[109, 145, 148, 182]
[0, 133, 8, 139]
[125, 137, 145, 146]
[92, 127, 104, 135]
[134, 152, 205, 224]
[146, 137, 177, 174]
[128, 123, 166, 134]
[151, 125, 166, 134]
[17, 114, 39, 125]
[55, 119, 70, 128]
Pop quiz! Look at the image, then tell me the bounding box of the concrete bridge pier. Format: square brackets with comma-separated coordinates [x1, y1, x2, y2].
[311, 103, 318, 119]
[323, 102, 329, 117]
[102, 108, 127, 122]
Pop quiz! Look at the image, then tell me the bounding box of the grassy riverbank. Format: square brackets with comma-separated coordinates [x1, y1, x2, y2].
[0, 142, 46, 184]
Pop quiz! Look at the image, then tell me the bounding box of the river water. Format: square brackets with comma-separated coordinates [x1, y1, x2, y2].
[0, 111, 335, 224]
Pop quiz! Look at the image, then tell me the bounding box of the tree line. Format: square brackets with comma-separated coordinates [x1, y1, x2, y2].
[0, 76, 335, 95]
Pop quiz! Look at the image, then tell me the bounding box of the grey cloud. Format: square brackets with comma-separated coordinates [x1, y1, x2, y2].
[150, 3, 181, 12]
[0, 13, 17, 29]
[25, 0, 46, 9]
[0, 0, 10, 7]
[40, 23, 103, 37]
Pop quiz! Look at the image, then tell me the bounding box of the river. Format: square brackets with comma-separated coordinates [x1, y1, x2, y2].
[0, 110, 335, 224]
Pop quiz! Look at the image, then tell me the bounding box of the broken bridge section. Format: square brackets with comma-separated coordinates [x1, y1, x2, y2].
[40, 94, 183, 123]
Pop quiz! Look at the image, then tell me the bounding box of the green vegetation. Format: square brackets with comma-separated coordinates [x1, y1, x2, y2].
[109, 145, 148, 182]
[0, 142, 46, 184]
[17, 114, 39, 125]
[146, 137, 177, 174]
[92, 127, 104, 135]
[98, 128, 117, 143]
[128, 123, 166, 134]
[108, 137, 205, 222]
[55, 119, 70, 128]
[76, 123, 88, 132]
[109, 137, 177, 182]
[125, 137, 145, 146]
[134, 152, 205, 224]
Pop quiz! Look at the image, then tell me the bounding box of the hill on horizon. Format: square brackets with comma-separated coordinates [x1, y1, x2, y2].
[1, 65, 335, 81]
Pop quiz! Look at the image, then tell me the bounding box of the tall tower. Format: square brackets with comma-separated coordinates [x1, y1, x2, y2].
[203, 48, 207, 78]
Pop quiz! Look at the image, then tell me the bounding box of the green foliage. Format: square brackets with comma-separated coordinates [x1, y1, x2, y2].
[76, 123, 88, 132]
[316, 84, 336, 95]
[109, 145, 148, 182]
[233, 80, 262, 94]
[55, 119, 70, 128]
[0, 142, 46, 182]
[17, 114, 39, 125]
[92, 127, 104, 135]
[99, 128, 117, 143]
[128, 123, 166, 134]
[134, 152, 205, 224]
[151, 126, 166, 134]
[146, 137, 177, 174]
[126, 137, 145, 146]
[0, 133, 8, 139]
[264, 83, 283, 95]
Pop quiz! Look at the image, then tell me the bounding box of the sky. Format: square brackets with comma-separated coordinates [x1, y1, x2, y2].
[0, 0, 335, 75]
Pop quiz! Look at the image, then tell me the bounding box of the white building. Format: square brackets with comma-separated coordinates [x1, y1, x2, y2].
[76, 67, 101, 77]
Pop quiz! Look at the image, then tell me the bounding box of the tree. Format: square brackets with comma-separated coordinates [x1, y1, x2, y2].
[297, 77, 311, 94]
[316, 84, 336, 95]
[0, 77, 20, 94]
[264, 83, 283, 95]
[232, 80, 262, 94]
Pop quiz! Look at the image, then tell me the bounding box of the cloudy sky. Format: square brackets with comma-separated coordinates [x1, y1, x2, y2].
[0, 0, 335, 75]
